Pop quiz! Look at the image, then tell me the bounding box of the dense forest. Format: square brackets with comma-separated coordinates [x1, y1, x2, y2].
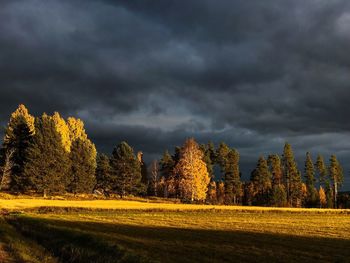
[0, 105, 348, 208]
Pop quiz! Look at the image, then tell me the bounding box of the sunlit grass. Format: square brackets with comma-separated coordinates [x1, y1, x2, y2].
[1, 198, 349, 213]
[1, 197, 350, 262]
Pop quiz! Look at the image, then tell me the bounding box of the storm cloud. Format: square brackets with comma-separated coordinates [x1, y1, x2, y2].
[0, 0, 349, 188]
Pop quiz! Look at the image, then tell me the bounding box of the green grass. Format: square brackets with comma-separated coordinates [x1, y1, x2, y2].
[1, 198, 350, 262]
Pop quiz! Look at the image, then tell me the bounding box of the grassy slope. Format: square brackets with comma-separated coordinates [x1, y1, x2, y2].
[1, 198, 350, 262]
[0, 217, 58, 263]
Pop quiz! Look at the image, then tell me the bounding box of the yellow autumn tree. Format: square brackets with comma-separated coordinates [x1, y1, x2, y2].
[67, 117, 88, 142]
[319, 186, 327, 208]
[175, 138, 210, 201]
[51, 112, 71, 152]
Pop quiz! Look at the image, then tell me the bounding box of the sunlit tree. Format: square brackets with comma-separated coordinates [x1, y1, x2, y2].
[110, 142, 142, 197]
[224, 149, 242, 204]
[175, 138, 210, 201]
[319, 186, 327, 208]
[24, 114, 69, 196]
[2, 104, 35, 192]
[304, 152, 317, 207]
[69, 138, 97, 194]
[51, 112, 71, 152]
[329, 155, 343, 208]
[283, 143, 302, 207]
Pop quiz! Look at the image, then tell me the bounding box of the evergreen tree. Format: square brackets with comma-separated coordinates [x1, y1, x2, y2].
[95, 153, 112, 193]
[173, 146, 181, 165]
[270, 184, 287, 207]
[268, 154, 283, 186]
[69, 138, 97, 194]
[110, 142, 142, 197]
[316, 154, 332, 208]
[137, 151, 149, 188]
[0, 149, 14, 191]
[216, 181, 225, 204]
[251, 156, 272, 205]
[200, 143, 215, 179]
[175, 138, 210, 201]
[216, 142, 230, 174]
[329, 155, 343, 208]
[3, 105, 35, 192]
[224, 149, 241, 204]
[207, 181, 217, 204]
[147, 160, 159, 196]
[282, 143, 302, 207]
[24, 114, 69, 196]
[315, 154, 327, 187]
[159, 150, 175, 179]
[304, 152, 317, 207]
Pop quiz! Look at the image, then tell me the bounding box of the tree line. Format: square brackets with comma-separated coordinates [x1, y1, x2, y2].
[0, 105, 347, 208]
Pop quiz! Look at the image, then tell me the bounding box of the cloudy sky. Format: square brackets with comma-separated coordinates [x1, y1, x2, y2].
[0, 0, 349, 189]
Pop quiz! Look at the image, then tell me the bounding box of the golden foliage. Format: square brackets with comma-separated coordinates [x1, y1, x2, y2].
[51, 112, 71, 152]
[4, 104, 35, 143]
[175, 138, 210, 201]
[67, 117, 88, 142]
[319, 186, 327, 208]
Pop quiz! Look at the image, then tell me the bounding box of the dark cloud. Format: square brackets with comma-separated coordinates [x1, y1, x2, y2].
[0, 0, 349, 189]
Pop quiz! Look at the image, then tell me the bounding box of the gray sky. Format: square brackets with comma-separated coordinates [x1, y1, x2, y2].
[0, 0, 349, 189]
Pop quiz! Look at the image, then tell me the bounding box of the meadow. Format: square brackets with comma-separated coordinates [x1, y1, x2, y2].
[1, 198, 350, 262]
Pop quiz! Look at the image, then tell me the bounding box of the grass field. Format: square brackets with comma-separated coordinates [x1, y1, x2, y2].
[1, 198, 350, 262]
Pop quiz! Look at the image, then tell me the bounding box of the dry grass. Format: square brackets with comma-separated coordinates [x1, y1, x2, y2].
[1, 197, 350, 262]
[1, 198, 349, 213]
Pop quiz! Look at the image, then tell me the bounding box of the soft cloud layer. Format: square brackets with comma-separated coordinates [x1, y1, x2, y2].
[0, 0, 349, 189]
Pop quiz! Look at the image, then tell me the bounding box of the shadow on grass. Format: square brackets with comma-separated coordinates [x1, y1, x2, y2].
[6, 215, 350, 263]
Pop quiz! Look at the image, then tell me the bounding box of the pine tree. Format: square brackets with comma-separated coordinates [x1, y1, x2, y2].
[95, 153, 112, 193]
[283, 143, 302, 207]
[175, 138, 210, 201]
[110, 142, 142, 197]
[147, 160, 159, 196]
[224, 149, 242, 204]
[0, 149, 14, 191]
[316, 154, 332, 208]
[207, 181, 217, 204]
[304, 152, 317, 207]
[69, 138, 97, 194]
[3, 105, 35, 192]
[200, 143, 215, 179]
[216, 142, 230, 174]
[159, 151, 175, 179]
[270, 184, 287, 207]
[216, 181, 225, 204]
[315, 154, 327, 187]
[329, 155, 343, 208]
[251, 156, 272, 205]
[24, 114, 69, 196]
[268, 154, 283, 186]
[137, 151, 148, 189]
[173, 146, 181, 165]
[65, 116, 97, 193]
